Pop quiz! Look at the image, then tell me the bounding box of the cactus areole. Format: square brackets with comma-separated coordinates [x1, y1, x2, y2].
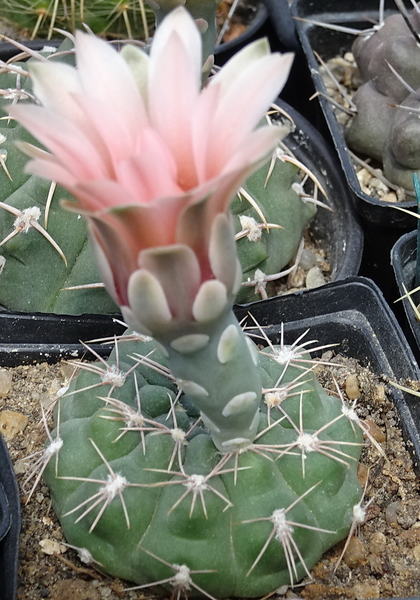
[11, 8, 363, 597]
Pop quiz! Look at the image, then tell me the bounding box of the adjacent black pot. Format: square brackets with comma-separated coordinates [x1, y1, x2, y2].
[290, 0, 419, 310]
[291, 0, 418, 228]
[0, 434, 20, 600]
[391, 230, 420, 357]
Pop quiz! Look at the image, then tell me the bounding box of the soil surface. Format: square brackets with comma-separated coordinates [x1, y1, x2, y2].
[1, 346, 420, 600]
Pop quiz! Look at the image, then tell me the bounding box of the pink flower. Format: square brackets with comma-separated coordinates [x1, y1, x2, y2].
[10, 7, 293, 335]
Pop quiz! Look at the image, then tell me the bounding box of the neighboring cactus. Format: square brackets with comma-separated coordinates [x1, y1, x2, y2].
[0, 44, 119, 313]
[0, 40, 316, 312]
[12, 9, 365, 596]
[232, 147, 317, 303]
[344, 1, 420, 191]
[0, 0, 154, 40]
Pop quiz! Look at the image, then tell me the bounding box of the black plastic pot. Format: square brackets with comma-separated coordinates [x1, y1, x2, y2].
[214, 0, 269, 65]
[0, 433, 20, 600]
[391, 230, 420, 357]
[290, 0, 420, 312]
[291, 0, 418, 228]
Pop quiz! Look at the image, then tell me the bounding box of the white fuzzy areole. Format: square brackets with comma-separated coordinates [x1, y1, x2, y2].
[222, 391, 257, 417]
[171, 334, 210, 354]
[177, 379, 209, 397]
[192, 280, 228, 323]
[217, 324, 240, 364]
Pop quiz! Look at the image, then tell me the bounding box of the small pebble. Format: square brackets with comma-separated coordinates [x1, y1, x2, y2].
[39, 538, 67, 555]
[0, 369, 12, 396]
[372, 384, 386, 405]
[381, 192, 398, 203]
[352, 580, 380, 600]
[385, 500, 401, 526]
[357, 168, 373, 187]
[343, 536, 367, 568]
[364, 419, 386, 443]
[0, 410, 28, 440]
[306, 266, 326, 289]
[412, 544, 420, 561]
[369, 531, 387, 554]
[345, 373, 360, 399]
[299, 248, 318, 270]
[357, 462, 370, 487]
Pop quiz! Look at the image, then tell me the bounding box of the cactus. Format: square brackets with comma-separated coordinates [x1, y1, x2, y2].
[232, 146, 317, 303]
[12, 9, 365, 596]
[344, 1, 420, 191]
[35, 326, 363, 597]
[0, 0, 154, 40]
[0, 40, 316, 312]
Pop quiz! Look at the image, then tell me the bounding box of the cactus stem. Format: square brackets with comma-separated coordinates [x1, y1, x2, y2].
[0, 149, 12, 181]
[263, 373, 313, 425]
[277, 153, 328, 201]
[292, 179, 334, 212]
[260, 324, 339, 370]
[235, 217, 283, 243]
[22, 403, 63, 503]
[97, 382, 168, 451]
[60, 437, 149, 532]
[126, 548, 218, 600]
[130, 350, 175, 381]
[242, 482, 334, 584]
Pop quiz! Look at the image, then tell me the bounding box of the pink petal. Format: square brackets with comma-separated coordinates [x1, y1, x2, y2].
[29, 60, 84, 124]
[203, 52, 294, 177]
[9, 103, 110, 181]
[149, 6, 201, 82]
[74, 32, 148, 128]
[149, 31, 200, 190]
[116, 144, 182, 203]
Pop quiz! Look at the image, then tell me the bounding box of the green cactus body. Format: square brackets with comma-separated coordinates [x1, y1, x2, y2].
[0, 0, 154, 40]
[0, 45, 118, 313]
[43, 328, 362, 598]
[345, 4, 420, 191]
[233, 154, 316, 303]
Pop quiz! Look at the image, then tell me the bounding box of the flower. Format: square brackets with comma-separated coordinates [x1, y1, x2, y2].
[9, 7, 293, 336]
